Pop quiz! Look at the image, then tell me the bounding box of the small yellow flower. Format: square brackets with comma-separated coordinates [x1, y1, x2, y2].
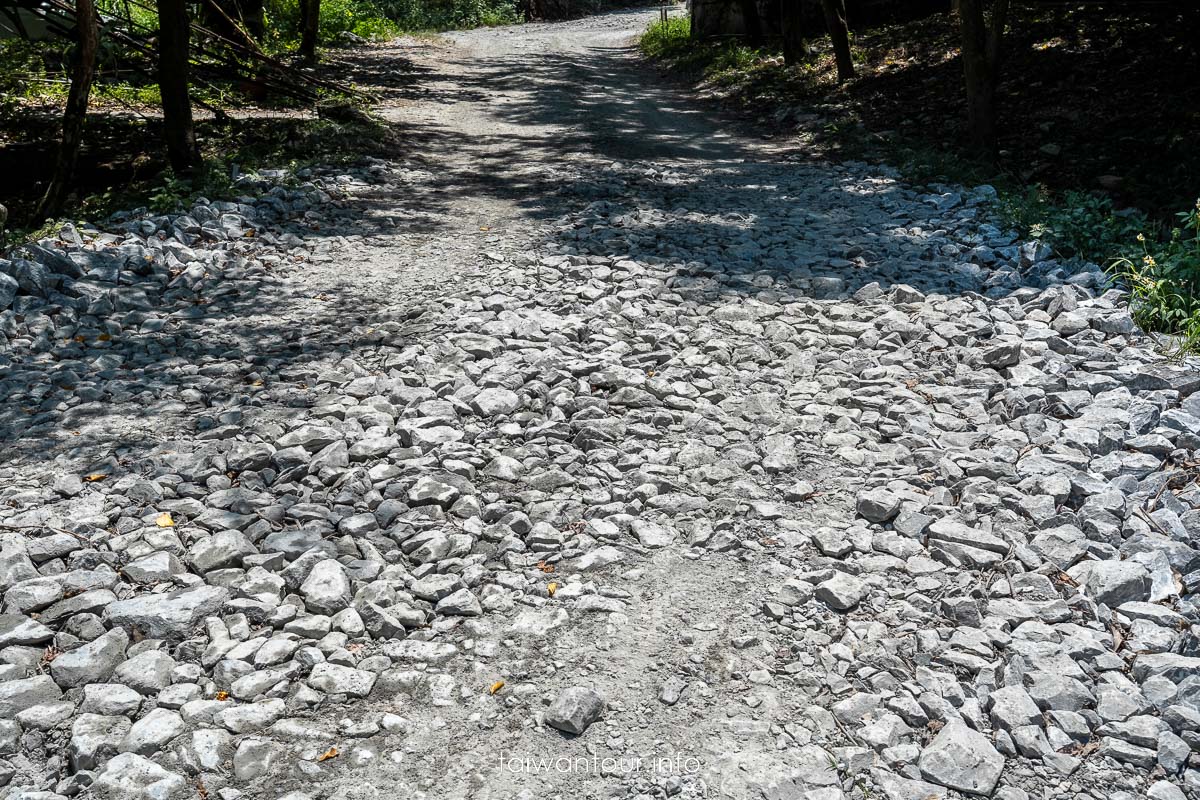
[1137, 233, 1145, 242]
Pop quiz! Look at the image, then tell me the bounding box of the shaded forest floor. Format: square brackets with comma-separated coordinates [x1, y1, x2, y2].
[0, 43, 402, 231]
[643, 4, 1200, 223]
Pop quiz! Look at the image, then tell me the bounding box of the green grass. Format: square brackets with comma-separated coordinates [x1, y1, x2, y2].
[259, 0, 518, 53]
[640, 16, 767, 77]
[1108, 202, 1200, 356]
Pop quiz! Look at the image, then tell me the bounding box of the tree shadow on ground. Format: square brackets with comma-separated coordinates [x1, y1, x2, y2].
[0, 10, 1059, 477]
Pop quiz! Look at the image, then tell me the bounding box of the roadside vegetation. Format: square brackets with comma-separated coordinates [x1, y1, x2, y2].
[641, 5, 1200, 353]
[0, 0, 531, 243]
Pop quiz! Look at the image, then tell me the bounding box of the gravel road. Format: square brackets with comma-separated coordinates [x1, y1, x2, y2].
[0, 8, 1197, 800]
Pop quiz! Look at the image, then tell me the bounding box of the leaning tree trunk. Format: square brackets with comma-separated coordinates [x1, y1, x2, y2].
[959, 0, 1009, 156]
[34, 0, 99, 221]
[821, 0, 854, 80]
[781, 0, 812, 65]
[299, 0, 320, 62]
[158, 0, 200, 173]
[241, 0, 265, 39]
[201, 0, 263, 49]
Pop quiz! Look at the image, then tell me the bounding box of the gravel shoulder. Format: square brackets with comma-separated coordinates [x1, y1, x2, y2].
[0, 9, 1198, 800]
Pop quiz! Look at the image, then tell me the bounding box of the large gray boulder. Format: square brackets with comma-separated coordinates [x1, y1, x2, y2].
[299, 559, 351, 615]
[543, 686, 605, 735]
[0, 675, 63, 718]
[51, 627, 129, 688]
[105, 585, 229, 640]
[92, 752, 188, 799]
[1084, 560, 1151, 607]
[918, 720, 1004, 796]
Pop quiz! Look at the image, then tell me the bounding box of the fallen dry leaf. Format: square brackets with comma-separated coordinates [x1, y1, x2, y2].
[489, 680, 505, 695]
[214, 691, 229, 701]
[156, 512, 175, 527]
[547, 582, 558, 597]
[536, 560, 554, 574]
[317, 747, 338, 762]
[83, 473, 107, 482]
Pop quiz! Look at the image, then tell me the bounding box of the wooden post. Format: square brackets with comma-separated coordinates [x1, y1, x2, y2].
[959, 0, 1009, 156]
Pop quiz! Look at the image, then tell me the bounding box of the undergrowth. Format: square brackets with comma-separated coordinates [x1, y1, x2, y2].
[265, 0, 518, 45]
[641, 15, 1200, 355]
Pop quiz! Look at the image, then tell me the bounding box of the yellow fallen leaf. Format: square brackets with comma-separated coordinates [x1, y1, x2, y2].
[72, 335, 86, 343]
[97, 333, 111, 341]
[214, 690, 229, 701]
[317, 746, 338, 762]
[547, 582, 558, 597]
[156, 513, 175, 527]
[489, 680, 505, 695]
[83, 473, 107, 482]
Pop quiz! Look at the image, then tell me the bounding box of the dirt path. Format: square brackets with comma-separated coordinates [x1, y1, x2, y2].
[323, 8, 771, 295]
[1, 9, 1192, 800]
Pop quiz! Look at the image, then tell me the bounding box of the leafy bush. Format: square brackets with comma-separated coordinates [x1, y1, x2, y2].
[640, 15, 690, 58]
[374, 0, 518, 31]
[267, 0, 400, 45]
[1109, 201, 1200, 354]
[640, 15, 767, 78]
[998, 187, 1146, 264]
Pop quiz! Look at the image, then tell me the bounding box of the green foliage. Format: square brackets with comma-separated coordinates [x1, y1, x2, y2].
[639, 15, 690, 58]
[640, 16, 769, 80]
[266, 0, 401, 46]
[266, 0, 515, 49]
[373, 0, 518, 32]
[998, 187, 1146, 264]
[0, 40, 65, 107]
[1109, 201, 1200, 355]
[147, 167, 236, 213]
[97, 0, 158, 29]
[1000, 190, 1200, 354]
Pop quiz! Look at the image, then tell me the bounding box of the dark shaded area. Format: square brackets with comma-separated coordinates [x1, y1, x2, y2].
[654, 3, 1200, 220]
[0, 104, 398, 225]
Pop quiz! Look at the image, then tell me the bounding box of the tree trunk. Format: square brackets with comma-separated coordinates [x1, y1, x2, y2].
[158, 0, 200, 174]
[781, 0, 811, 65]
[740, 0, 764, 46]
[201, 0, 263, 49]
[299, 0, 320, 62]
[34, 0, 99, 221]
[821, 0, 854, 80]
[959, 0, 1009, 156]
[241, 0, 265, 40]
